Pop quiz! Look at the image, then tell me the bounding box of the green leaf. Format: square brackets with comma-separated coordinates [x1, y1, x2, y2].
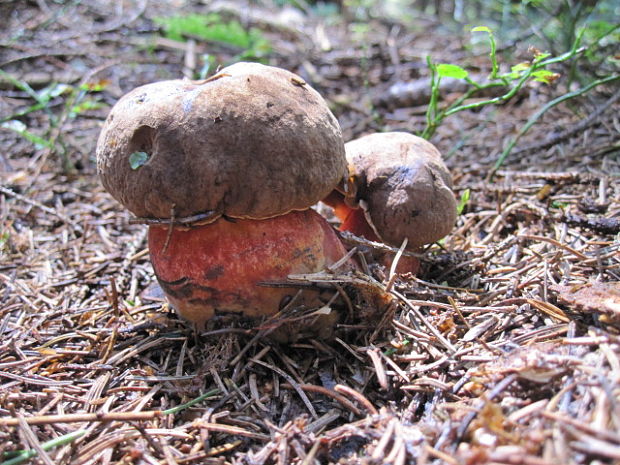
[531, 70, 560, 84]
[37, 83, 71, 104]
[471, 26, 492, 34]
[456, 188, 470, 215]
[437, 63, 469, 79]
[0, 120, 54, 149]
[511, 63, 530, 73]
[129, 151, 150, 170]
[70, 99, 105, 117]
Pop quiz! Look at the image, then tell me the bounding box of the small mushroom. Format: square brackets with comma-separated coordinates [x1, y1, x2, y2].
[323, 132, 457, 273]
[96, 62, 353, 334]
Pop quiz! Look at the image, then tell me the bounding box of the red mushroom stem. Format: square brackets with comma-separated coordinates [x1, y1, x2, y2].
[148, 209, 353, 330]
[322, 190, 420, 275]
[321, 190, 380, 242]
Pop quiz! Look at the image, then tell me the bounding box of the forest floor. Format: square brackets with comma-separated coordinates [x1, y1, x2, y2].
[1, 1, 619, 464]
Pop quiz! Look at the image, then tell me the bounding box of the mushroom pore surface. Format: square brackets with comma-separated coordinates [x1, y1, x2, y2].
[96, 62, 347, 220]
[342, 132, 457, 249]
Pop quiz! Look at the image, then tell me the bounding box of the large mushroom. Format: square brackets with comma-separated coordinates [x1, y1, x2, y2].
[322, 132, 457, 273]
[96, 62, 353, 333]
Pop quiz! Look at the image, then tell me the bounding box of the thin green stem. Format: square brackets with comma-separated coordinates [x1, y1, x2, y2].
[422, 56, 441, 139]
[488, 31, 499, 79]
[162, 388, 220, 415]
[1, 430, 85, 465]
[0, 70, 40, 102]
[441, 34, 586, 118]
[0, 389, 220, 465]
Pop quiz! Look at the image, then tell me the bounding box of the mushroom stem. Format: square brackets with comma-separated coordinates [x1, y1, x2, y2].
[321, 190, 380, 242]
[148, 209, 354, 332]
[322, 190, 420, 275]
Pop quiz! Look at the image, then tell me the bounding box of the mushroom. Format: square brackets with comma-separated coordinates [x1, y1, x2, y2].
[96, 62, 353, 333]
[322, 132, 457, 273]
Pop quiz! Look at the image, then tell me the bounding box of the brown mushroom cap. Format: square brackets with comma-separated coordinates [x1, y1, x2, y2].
[344, 132, 457, 249]
[96, 62, 347, 220]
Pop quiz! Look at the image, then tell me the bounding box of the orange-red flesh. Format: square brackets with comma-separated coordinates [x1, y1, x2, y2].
[322, 190, 420, 275]
[148, 209, 352, 328]
[321, 190, 380, 241]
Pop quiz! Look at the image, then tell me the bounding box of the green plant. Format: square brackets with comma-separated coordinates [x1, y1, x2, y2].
[406, 1, 618, 85]
[494, 72, 619, 176]
[153, 13, 271, 62]
[0, 71, 106, 171]
[422, 26, 567, 139]
[420, 26, 618, 175]
[456, 189, 471, 215]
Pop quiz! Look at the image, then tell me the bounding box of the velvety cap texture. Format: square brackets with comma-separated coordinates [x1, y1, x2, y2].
[96, 62, 347, 219]
[345, 132, 457, 248]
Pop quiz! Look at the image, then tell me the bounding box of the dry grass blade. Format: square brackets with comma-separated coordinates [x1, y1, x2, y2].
[280, 383, 362, 416]
[194, 423, 270, 441]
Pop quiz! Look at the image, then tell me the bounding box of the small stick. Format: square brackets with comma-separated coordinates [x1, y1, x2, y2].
[129, 210, 220, 226]
[563, 213, 620, 235]
[519, 234, 588, 260]
[453, 374, 518, 444]
[0, 389, 221, 426]
[367, 348, 389, 390]
[1, 430, 85, 465]
[391, 289, 457, 353]
[16, 415, 55, 465]
[372, 418, 396, 460]
[251, 359, 318, 420]
[338, 230, 424, 258]
[0, 185, 81, 232]
[191, 422, 269, 441]
[195, 72, 232, 85]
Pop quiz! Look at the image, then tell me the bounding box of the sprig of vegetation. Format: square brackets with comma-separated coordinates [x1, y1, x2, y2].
[162, 388, 220, 415]
[0, 70, 106, 171]
[421, 22, 619, 174]
[421, 26, 584, 141]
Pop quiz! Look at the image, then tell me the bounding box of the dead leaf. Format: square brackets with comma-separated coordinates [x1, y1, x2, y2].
[552, 282, 620, 321]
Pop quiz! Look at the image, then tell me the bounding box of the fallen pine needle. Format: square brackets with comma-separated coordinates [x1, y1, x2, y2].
[1, 430, 85, 465]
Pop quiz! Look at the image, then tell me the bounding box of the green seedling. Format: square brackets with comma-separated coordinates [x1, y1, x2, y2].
[0, 430, 85, 465]
[0, 120, 54, 149]
[456, 188, 471, 216]
[0, 389, 220, 465]
[421, 25, 618, 177]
